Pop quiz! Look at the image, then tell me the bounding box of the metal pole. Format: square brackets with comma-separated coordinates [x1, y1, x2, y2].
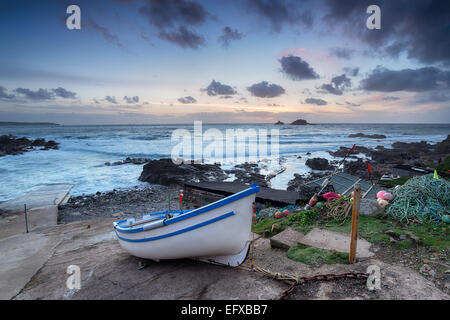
[24, 203, 29, 233]
[349, 184, 361, 264]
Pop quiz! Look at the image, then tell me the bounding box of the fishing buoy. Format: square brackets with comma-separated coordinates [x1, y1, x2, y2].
[377, 190, 386, 199]
[382, 192, 393, 201]
[274, 211, 282, 219]
[377, 198, 389, 208]
[282, 209, 290, 217]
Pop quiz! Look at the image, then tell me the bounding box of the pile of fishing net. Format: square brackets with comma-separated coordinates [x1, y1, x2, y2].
[385, 173, 450, 224]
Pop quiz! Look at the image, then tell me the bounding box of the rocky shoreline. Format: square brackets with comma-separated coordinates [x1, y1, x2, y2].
[56, 134, 450, 224]
[0, 134, 59, 157]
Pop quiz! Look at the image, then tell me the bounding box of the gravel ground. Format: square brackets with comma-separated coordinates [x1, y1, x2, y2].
[57, 184, 193, 224]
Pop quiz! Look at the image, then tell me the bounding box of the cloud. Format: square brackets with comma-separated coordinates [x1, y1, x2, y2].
[279, 55, 319, 80]
[105, 96, 118, 104]
[322, 0, 450, 65]
[0, 86, 15, 99]
[344, 67, 359, 77]
[319, 74, 351, 95]
[415, 91, 450, 104]
[178, 96, 197, 104]
[123, 96, 139, 103]
[86, 18, 123, 48]
[382, 96, 400, 101]
[139, 0, 208, 29]
[329, 47, 355, 60]
[361, 66, 450, 92]
[14, 88, 54, 100]
[247, 81, 285, 98]
[202, 80, 237, 96]
[53, 87, 77, 99]
[158, 26, 205, 49]
[304, 98, 327, 105]
[345, 101, 361, 107]
[247, 0, 313, 32]
[218, 27, 243, 48]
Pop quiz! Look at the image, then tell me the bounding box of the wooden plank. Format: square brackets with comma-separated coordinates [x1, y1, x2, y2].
[349, 184, 361, 264]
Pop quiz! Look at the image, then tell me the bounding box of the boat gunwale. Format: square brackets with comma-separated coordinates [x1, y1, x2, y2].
[114, 211, 235, 242]
[113, 183, 259, 234]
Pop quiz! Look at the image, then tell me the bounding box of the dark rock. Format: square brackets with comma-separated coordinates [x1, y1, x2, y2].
[305, 158, 333, 170]
[274, 120, 284, 125]
[0, 134, 59, 156]
[348, 133, 387, 139]
[225, 162, 268, 187]
[435, 134, 450, 155]
[290, 119, 308, 125]
[139, 158, 228, 186]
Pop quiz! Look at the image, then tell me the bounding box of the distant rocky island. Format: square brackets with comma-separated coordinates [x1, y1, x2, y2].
[348, 133, 387, 139]
[290, 119, 309, 125]
[0, 121, 59, 126]
[274, 119, 310, 125]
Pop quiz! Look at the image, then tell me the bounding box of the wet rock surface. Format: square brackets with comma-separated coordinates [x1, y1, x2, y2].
[305, 158, 333, 170]
[290, 119, 309, 125]
[139, 158, 228, 186]
[0, 134, 59, 156]
[225, 162, 269, 187]
[348, 133, 387, 139]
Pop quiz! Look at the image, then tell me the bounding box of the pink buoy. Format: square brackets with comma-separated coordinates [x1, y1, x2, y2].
[377, 190, 386, 199]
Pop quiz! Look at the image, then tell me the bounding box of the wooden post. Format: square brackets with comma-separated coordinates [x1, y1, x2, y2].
[349, 184, 361, 264]
[24, 204, 29, 233]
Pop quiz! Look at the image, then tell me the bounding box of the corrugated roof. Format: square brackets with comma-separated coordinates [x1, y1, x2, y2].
[303, 172, 384, 199]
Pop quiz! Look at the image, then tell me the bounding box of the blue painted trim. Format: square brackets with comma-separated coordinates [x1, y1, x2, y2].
[163, 184, 259, 226]
[114, 184, 259, 234]
[115, 211, 235, 243]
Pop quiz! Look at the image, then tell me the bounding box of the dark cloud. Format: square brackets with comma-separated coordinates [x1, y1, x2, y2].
[218, 27, 243, 48]
[247, 81, 285, 98]
[178, 96, 197, 104]
[361, 66, 450, 92]
[322, 0, 450, 65]
[158, 26, 205, 49]
[329, 47, 355, 60]
[415, 91, 450, 104]
[0, 86, 15, 99]
[123, 96, 139, 103]
[344, 67, 359, 77]
[53, 87, 77, 99]
[202, 80, 237, 96]
[247, 0, 313, 32]
[105, 96, 118, 104]
[86, 18, 123, 48]
[139, 0, 208, 29]
[319, 74, 352, 95]
[219, 95, 233, 99]
[304, 98, 327, 105]
[279, 55, 319, 81]
[14, 88, 54, 100]
[382, 96, 400, 101]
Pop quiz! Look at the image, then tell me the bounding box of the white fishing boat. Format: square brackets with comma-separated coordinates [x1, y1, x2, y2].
[113, 183, 260, 267]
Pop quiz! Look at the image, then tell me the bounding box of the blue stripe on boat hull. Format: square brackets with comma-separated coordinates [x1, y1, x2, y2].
[115, 211, 235, 243]
[114, 183, 259, 234]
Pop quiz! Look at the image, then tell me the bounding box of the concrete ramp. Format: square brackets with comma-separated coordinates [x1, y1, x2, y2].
[0, 184, 73, 213]
[298, 228, 375, 259]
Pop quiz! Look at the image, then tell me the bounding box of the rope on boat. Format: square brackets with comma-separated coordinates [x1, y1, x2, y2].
[385, 173, 450, 224]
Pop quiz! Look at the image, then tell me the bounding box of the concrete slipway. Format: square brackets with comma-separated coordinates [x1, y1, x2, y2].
[0, 186, 448, 300]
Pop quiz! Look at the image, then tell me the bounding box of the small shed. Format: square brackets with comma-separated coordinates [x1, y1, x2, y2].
[392, 165, 433, 177]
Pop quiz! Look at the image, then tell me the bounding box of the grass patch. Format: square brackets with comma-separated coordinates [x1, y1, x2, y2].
[287, 245, 349, 266]
[254, 208, 449, 253]
[432, 156, 450, 173]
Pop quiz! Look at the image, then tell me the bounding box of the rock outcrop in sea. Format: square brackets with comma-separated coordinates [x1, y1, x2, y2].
[0, 134, 59, 157]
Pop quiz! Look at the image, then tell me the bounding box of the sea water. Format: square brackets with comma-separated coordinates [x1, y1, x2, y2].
[0, 123, 448, 201]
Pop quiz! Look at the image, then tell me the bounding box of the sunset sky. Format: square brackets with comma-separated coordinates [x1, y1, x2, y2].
[0, 0, 449, 124]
